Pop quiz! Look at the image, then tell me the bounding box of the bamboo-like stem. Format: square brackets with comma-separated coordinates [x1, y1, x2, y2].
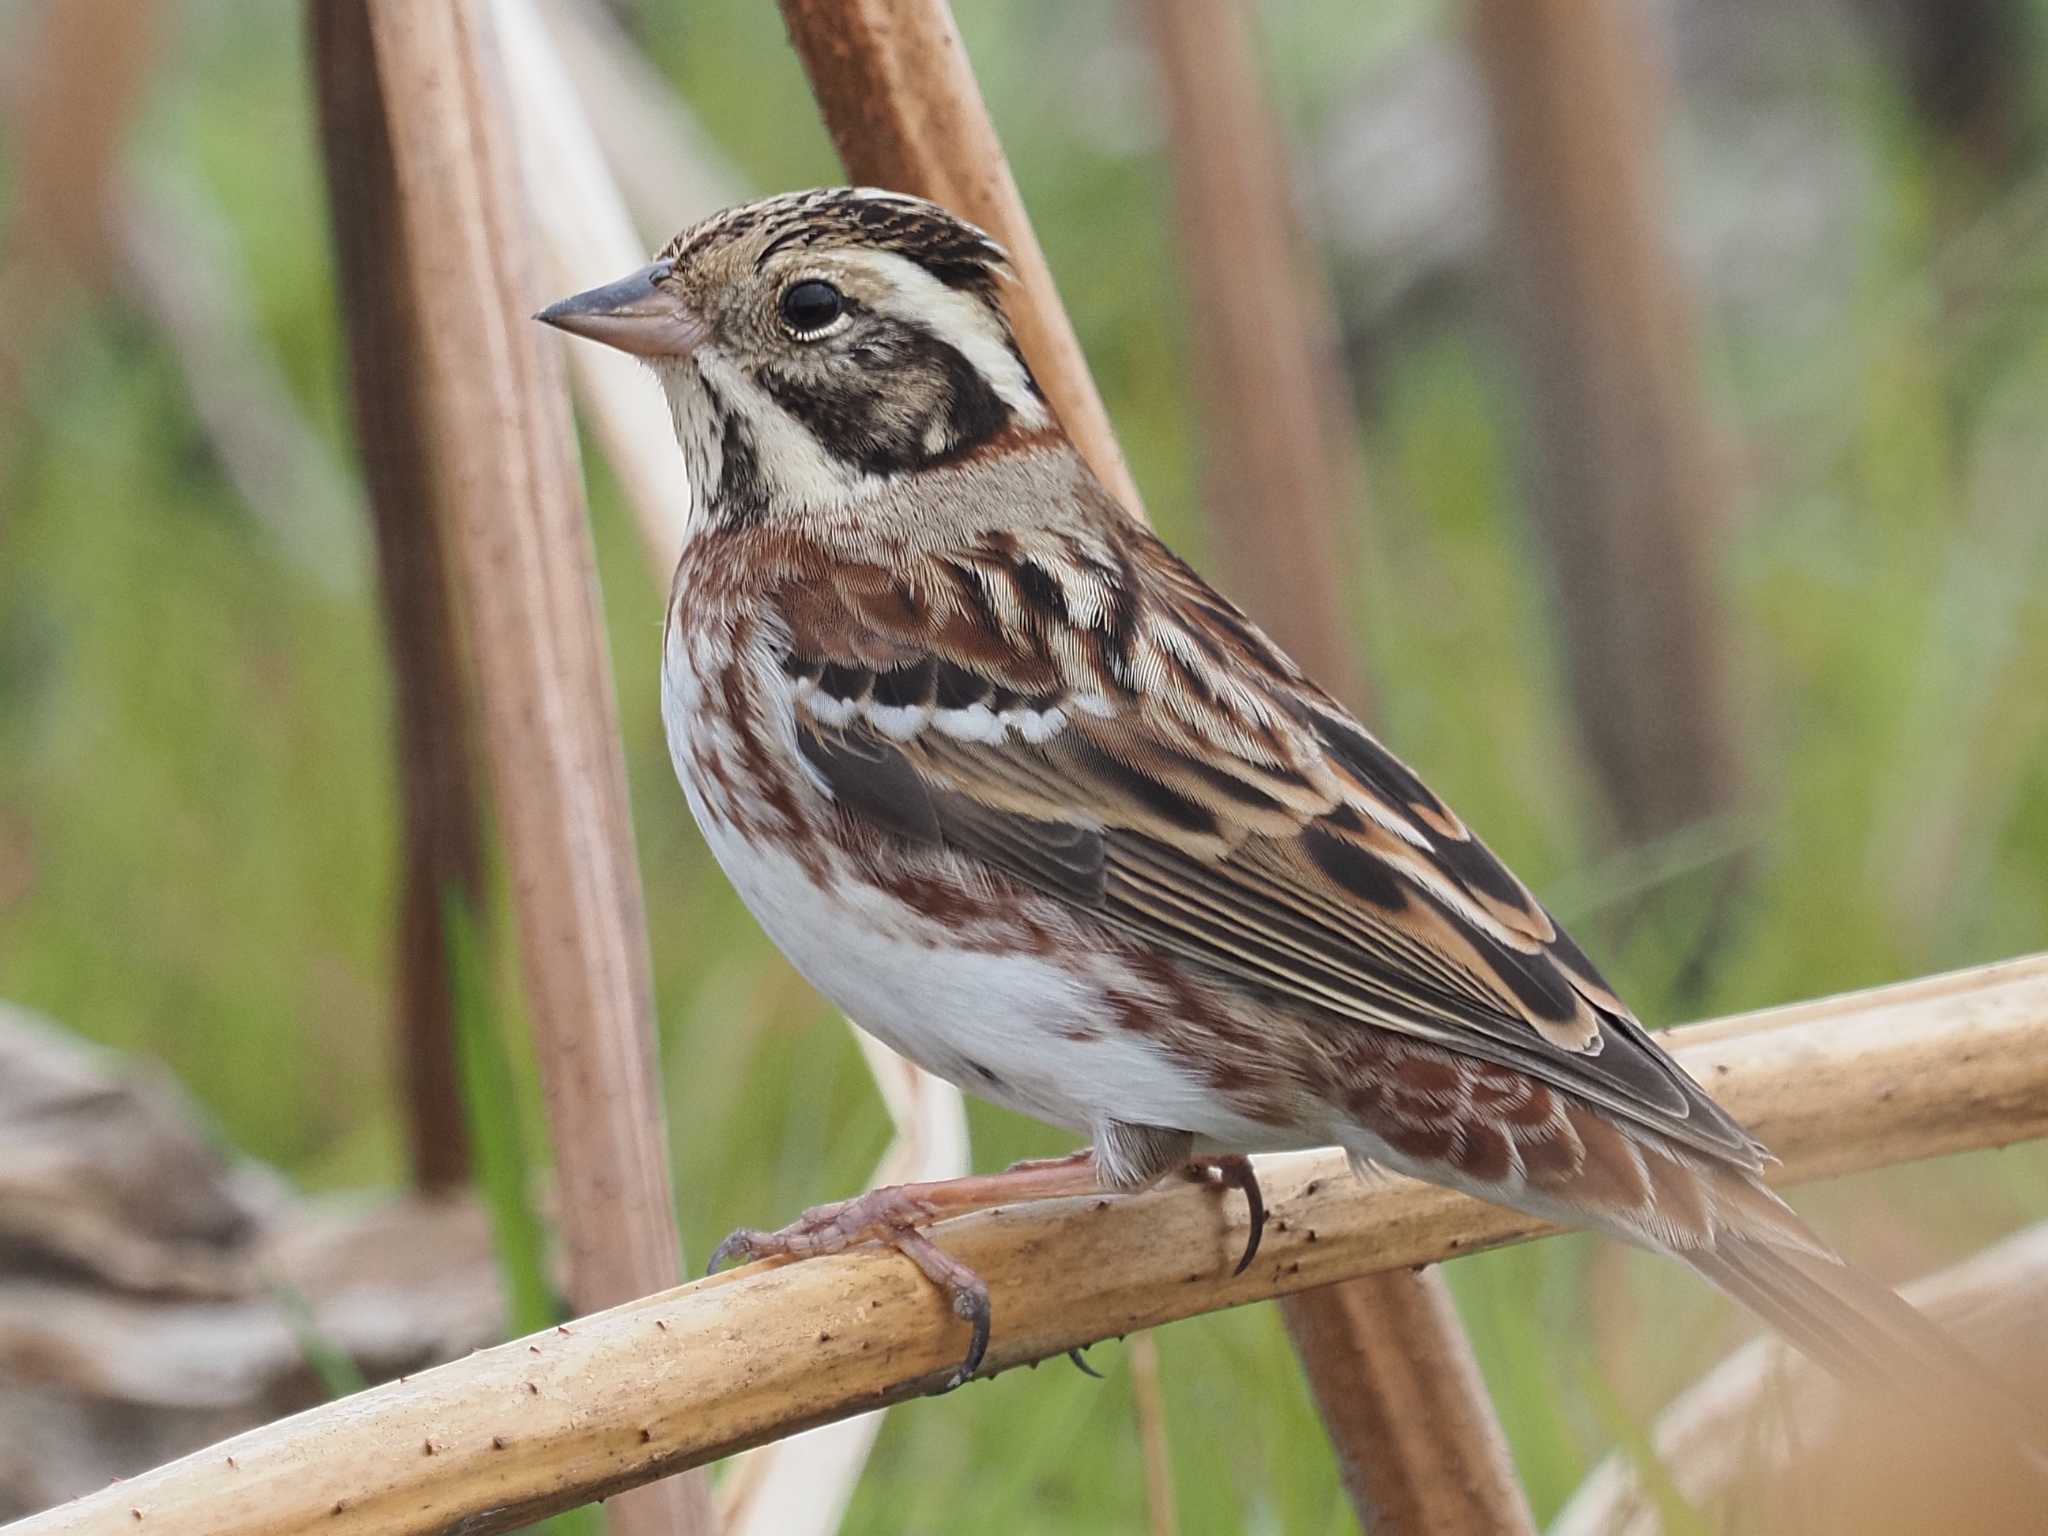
[310, 26, 484, 1194]
[1143, 4, 1530, 1526]
[1278, 1277, 1533, 1532]
[1128, 1333, 1178, 1536]
[20, 954, 2048, 1536]
[0, 0, 159, 286]
[0, 0, 161, 409]
[308, 4, 709, 1531]
[1471, 0, 1743, 844]
[1141, 0, 1366, 707]
[777, 0, 1143, 517]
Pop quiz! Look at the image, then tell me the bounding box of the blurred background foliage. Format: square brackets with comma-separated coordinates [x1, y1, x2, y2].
[3, 0, 2048, 1530]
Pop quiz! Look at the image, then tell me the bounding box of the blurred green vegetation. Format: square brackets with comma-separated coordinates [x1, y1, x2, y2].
[3, 2, 2047, 1532]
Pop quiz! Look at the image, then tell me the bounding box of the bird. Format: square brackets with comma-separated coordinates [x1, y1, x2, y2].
[536, 188, 2039, 1429]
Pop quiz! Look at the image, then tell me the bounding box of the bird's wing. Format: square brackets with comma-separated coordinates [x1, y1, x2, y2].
[775, 522, 1759, 1167]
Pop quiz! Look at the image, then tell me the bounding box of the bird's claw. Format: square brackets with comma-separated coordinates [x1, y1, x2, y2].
[1188, 1154, 1268, 1274]
[941, 1271, 993, 1389]
[706, 1228, 766, 1275]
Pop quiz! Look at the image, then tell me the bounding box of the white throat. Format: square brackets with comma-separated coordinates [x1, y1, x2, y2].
[656, 350, 874, 534]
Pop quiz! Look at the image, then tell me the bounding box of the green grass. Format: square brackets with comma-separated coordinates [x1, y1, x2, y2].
[5, 2, 2048, 1531]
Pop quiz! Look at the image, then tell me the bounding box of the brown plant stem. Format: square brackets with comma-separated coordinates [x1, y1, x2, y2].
[1128, 1332, 1179, 1536]
[1142, 0, 1367, 707]
[530, 0, 746, 241]
[311, 32, 481, 1194]
[1471, 0, 1743, 846]
[308, 3, 710, 1530]
[1144, 3, 1530, 1527]
[1, 0, 159, 285]
[0, 0, 162, 410]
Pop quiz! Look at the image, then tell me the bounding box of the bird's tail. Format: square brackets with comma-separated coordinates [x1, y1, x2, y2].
[1684, 1221, 2048, 1476]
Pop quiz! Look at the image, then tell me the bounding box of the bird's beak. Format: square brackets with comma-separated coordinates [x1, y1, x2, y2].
[534, 261, 707, 358]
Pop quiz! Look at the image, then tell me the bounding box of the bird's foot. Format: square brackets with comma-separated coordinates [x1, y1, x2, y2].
[708, 1185, 991, 1388]
[706, 1155, 1104, 1389]
[705, 1150, 1261, 1386]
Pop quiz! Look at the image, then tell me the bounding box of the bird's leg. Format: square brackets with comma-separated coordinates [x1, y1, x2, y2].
[994, 1146, 1100, 1179]
[705, 1151, 1105, 1388]
[1018, 1138, 1266, 1287]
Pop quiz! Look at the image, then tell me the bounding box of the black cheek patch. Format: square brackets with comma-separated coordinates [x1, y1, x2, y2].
[930, 337, 1011, 460]
[759, 322, 1011, 476]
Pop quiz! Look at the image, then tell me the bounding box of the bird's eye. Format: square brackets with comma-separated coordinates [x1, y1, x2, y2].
[779, 279, 845, 336]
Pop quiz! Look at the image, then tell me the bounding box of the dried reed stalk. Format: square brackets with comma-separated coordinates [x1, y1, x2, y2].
[21, 953, 2048, 1536]
[1471, 0, 1743, 844]
[1128, 1333, 1179, 1536]
[490, 0, 692, 574]
[309, 3, 709, 1530]
[0, 0, 159, 285]
[530, 0, 746, 240]
[0, 0, 161, 407]
[1145, 3, 1529, 1526]
[1141, 0, 1367, 706]
[310, 28, 484, 1194]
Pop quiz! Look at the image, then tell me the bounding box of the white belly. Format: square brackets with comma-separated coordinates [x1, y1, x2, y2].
[660, 626, 1274, 1146]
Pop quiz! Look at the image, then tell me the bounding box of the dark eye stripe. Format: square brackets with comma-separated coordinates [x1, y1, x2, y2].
[759, 326, 1011, 476]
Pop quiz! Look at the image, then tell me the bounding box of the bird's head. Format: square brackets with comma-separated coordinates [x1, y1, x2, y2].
[538, 188, 1052, 527]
